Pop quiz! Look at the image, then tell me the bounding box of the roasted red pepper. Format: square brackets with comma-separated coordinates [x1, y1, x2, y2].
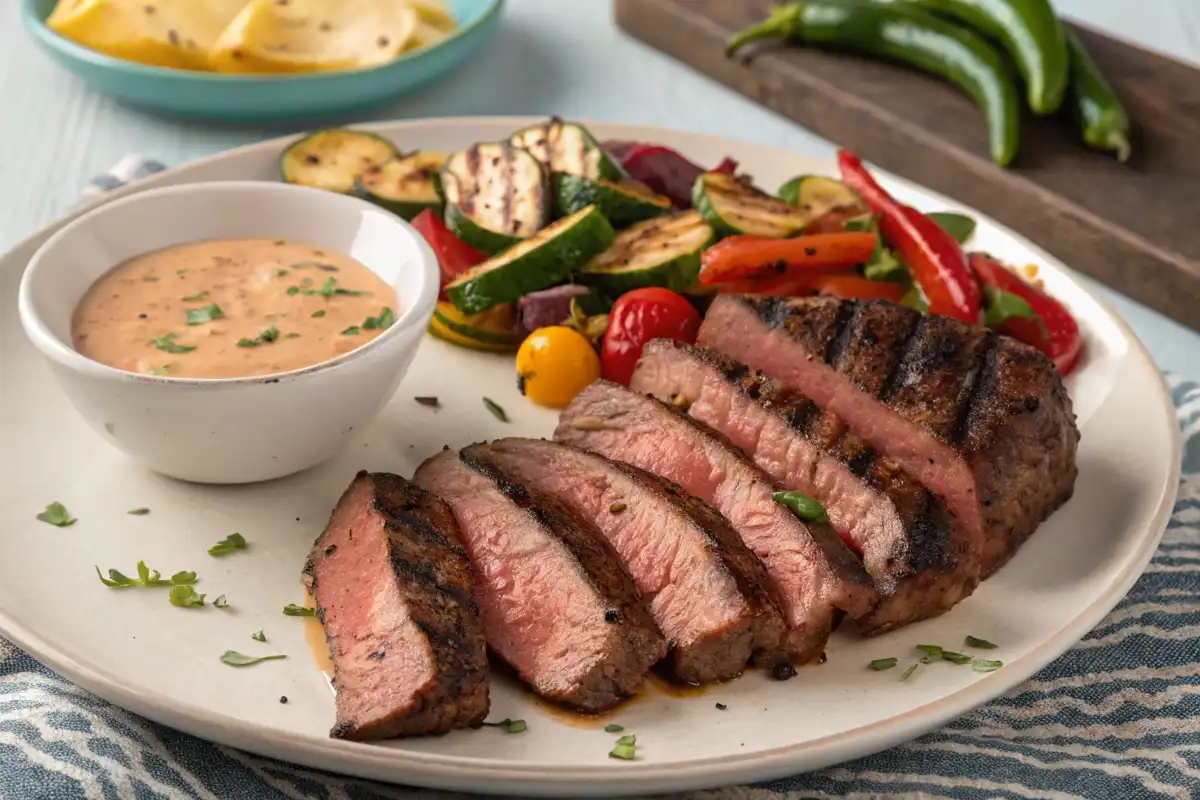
[967, 253, 1084, 375]
[837, 150, 981, 323]
[412, 210, 487, 301]
[698, 232, 878, 286]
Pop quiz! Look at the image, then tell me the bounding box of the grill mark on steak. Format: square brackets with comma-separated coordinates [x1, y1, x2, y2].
[633, 340, 973, 633]
[557, 380, 876, 665]
[466, 439, 786, 683]
[304, 472, 488, 740]
[414, 450, 665, 712]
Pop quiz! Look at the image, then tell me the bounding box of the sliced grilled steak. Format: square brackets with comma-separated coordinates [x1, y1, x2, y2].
[556, 381, 877, 666]
[467, 438, 786, 683]
[302, 472, 488, 740]
[700, 295, 1078, 576]
[632, 340, 969, 634]
[414, 449, 666, 712]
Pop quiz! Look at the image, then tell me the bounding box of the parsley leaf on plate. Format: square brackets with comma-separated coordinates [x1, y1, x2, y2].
[283, 604, 315, 617]
[168, 585, 206, 607]
[208, 533, 247, 556]
[37, 502, 76, 527]
[220, 651, 286, 667]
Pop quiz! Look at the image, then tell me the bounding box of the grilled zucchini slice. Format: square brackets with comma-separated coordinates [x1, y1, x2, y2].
[694, 172, 821, 238]
[428, 302, 521, 352]
[440, 143, 549, 255]
[280, 129, 399, 194]
[510, 118, 627, 181]
[353, 151, 446, 220]
[777, 175, 866, 215]
[553, 173, 671, 228]
[579, 210, 713, 293]
[445, 205, 615, 314]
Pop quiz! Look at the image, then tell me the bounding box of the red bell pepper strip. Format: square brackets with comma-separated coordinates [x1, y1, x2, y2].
[411, 210, 487, 301]
[967, 253, 1084, 375]
[698, 232, 878, 286]
[836, 150, 980, 323]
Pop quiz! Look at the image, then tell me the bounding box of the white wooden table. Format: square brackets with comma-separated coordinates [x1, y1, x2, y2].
[3, 0, 1198, 375]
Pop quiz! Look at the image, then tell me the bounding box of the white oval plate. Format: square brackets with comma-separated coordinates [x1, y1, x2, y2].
[0, 118, 1180, 797]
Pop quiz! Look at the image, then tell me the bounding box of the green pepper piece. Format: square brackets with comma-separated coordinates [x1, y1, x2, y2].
[1063, 29, 1132, 163]
[772, 491, 830, 524]
[725, 4, 805, 56]
[727, 2, 1021, 166]
[900, 0, 1069, 115]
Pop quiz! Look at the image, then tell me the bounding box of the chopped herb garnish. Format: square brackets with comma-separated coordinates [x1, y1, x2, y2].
[483, 397, 508, 423]
[236, 338, 259, 348]
[869, 657, 898, 671]
[220, 651, 287, 667]
[127, 508, 151, 515]
[414, 396, 440, 408]
[942, 650, 972, 665]
[237, 327, 281, 348]
[213, 594, 229, 609]
[99, 562, 196, 589]
[151, 366, 170, 376]
[208, 533, 247, 556]
[965, 635, 998, 649]
[37, 501, 76, 527]
[275, 269, 288, 277]
[168, 585, 206, 607]
[185, 304, 225, 326]
[176, 269, 188, 275]
[273, 239, 286, 246]
[150, 333, 196, 354]
[251, 630, 266, 642]
[286, 286, 300, 296]
[972, 659, 1003, 673]
[609, 734, 637, 760]
[482, 718, 526, 733]
[306, 276, 364, 297]
[361, 307, 395, 331]
[604, 724, 625, 733]
[284, 332, 301, 339]
[105, 422, 114, 435]
[609, 502, 627, 513]
[900, 663, 919, 681]
[311, 310, 326, 318]
[181, 291, 209, 302]
[771, 491, 829, 524]
[916, 644, 943, 663]
[341, 326, 360, 335]
[283, 604, 315, 617]
[299, 277, 314, 288]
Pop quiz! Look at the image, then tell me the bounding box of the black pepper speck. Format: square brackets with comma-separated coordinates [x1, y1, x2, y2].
[279, 696, 288, 704]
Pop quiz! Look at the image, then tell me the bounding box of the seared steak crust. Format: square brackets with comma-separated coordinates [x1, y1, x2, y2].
[469, 438, 786, 683]
[304, 472, 489, 740]
[414, 450, 666, 712]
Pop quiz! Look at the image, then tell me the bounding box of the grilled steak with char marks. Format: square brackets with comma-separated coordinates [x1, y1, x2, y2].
[414, 450, 666, 712]
[467, 438, 786, 683]
[302, 472, 488, 740]
[700, 296, 1078, 576]
[632, 340, 969, 634]
[556, 381, 877, 666]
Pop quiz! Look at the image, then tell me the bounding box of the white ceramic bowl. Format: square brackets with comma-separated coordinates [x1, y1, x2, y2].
[18, 181, 439, 484]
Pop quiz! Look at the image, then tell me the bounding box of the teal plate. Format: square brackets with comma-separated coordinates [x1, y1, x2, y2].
[21, 0, 503, 122]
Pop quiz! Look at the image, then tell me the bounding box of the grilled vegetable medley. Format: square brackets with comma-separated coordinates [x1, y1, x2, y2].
[280, 119, 1085, 409]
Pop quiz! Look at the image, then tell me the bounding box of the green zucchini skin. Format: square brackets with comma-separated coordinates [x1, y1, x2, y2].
[777, 174, 865, 213]
[353, 151, 446, 221]
[510, 118, 628, 181]
[552, 173, 671, 228]
[580, 210, 714, 293]
[446, 205, 616, 314]
[280, 129, 399, 194]
[440, 143, 549, 256]
[694, 172, 819, 238]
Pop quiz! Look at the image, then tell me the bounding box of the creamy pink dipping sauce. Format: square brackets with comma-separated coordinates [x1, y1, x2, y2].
[72, 238, 397, 379]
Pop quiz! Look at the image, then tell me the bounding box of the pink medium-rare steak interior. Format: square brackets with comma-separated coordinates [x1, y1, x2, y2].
[469, 438, 786, 683]
[414, 449, 666, 711]
[632, 340, 976, 633]
[556, 381, 877, 665]
[700, 295, 984, 558]
[304, 472, 488, 740]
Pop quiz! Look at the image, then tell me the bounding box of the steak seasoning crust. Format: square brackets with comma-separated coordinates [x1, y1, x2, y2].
[302, 472, 489, 741]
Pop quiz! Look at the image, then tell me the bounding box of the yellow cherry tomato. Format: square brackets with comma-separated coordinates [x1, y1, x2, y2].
[515, 326, 602, 409]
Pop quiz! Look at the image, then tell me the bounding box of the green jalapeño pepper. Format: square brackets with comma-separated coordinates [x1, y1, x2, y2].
[1064, 28, 1132, 163]
[901, 0, 1070, 115]
[726, 2, 1021, 166]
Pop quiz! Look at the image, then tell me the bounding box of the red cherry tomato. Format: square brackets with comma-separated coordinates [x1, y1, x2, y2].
[601, 288, 702, 385]
[411, 210, 487, 301]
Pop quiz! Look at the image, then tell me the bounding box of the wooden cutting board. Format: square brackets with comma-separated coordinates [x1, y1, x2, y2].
[614, 0, 1200, 331]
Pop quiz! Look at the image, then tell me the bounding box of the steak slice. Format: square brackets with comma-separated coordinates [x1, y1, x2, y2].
[467, 438, 786, 683]
[700, 295, 1079, 576]
[414, 449, 666, 712]
[302, 472, 488, 740]
[556, 381, 877, 666]
[632, 339, 969, 634]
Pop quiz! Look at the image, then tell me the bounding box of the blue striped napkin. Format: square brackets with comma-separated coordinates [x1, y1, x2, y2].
[1, 160, 1196, 800]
